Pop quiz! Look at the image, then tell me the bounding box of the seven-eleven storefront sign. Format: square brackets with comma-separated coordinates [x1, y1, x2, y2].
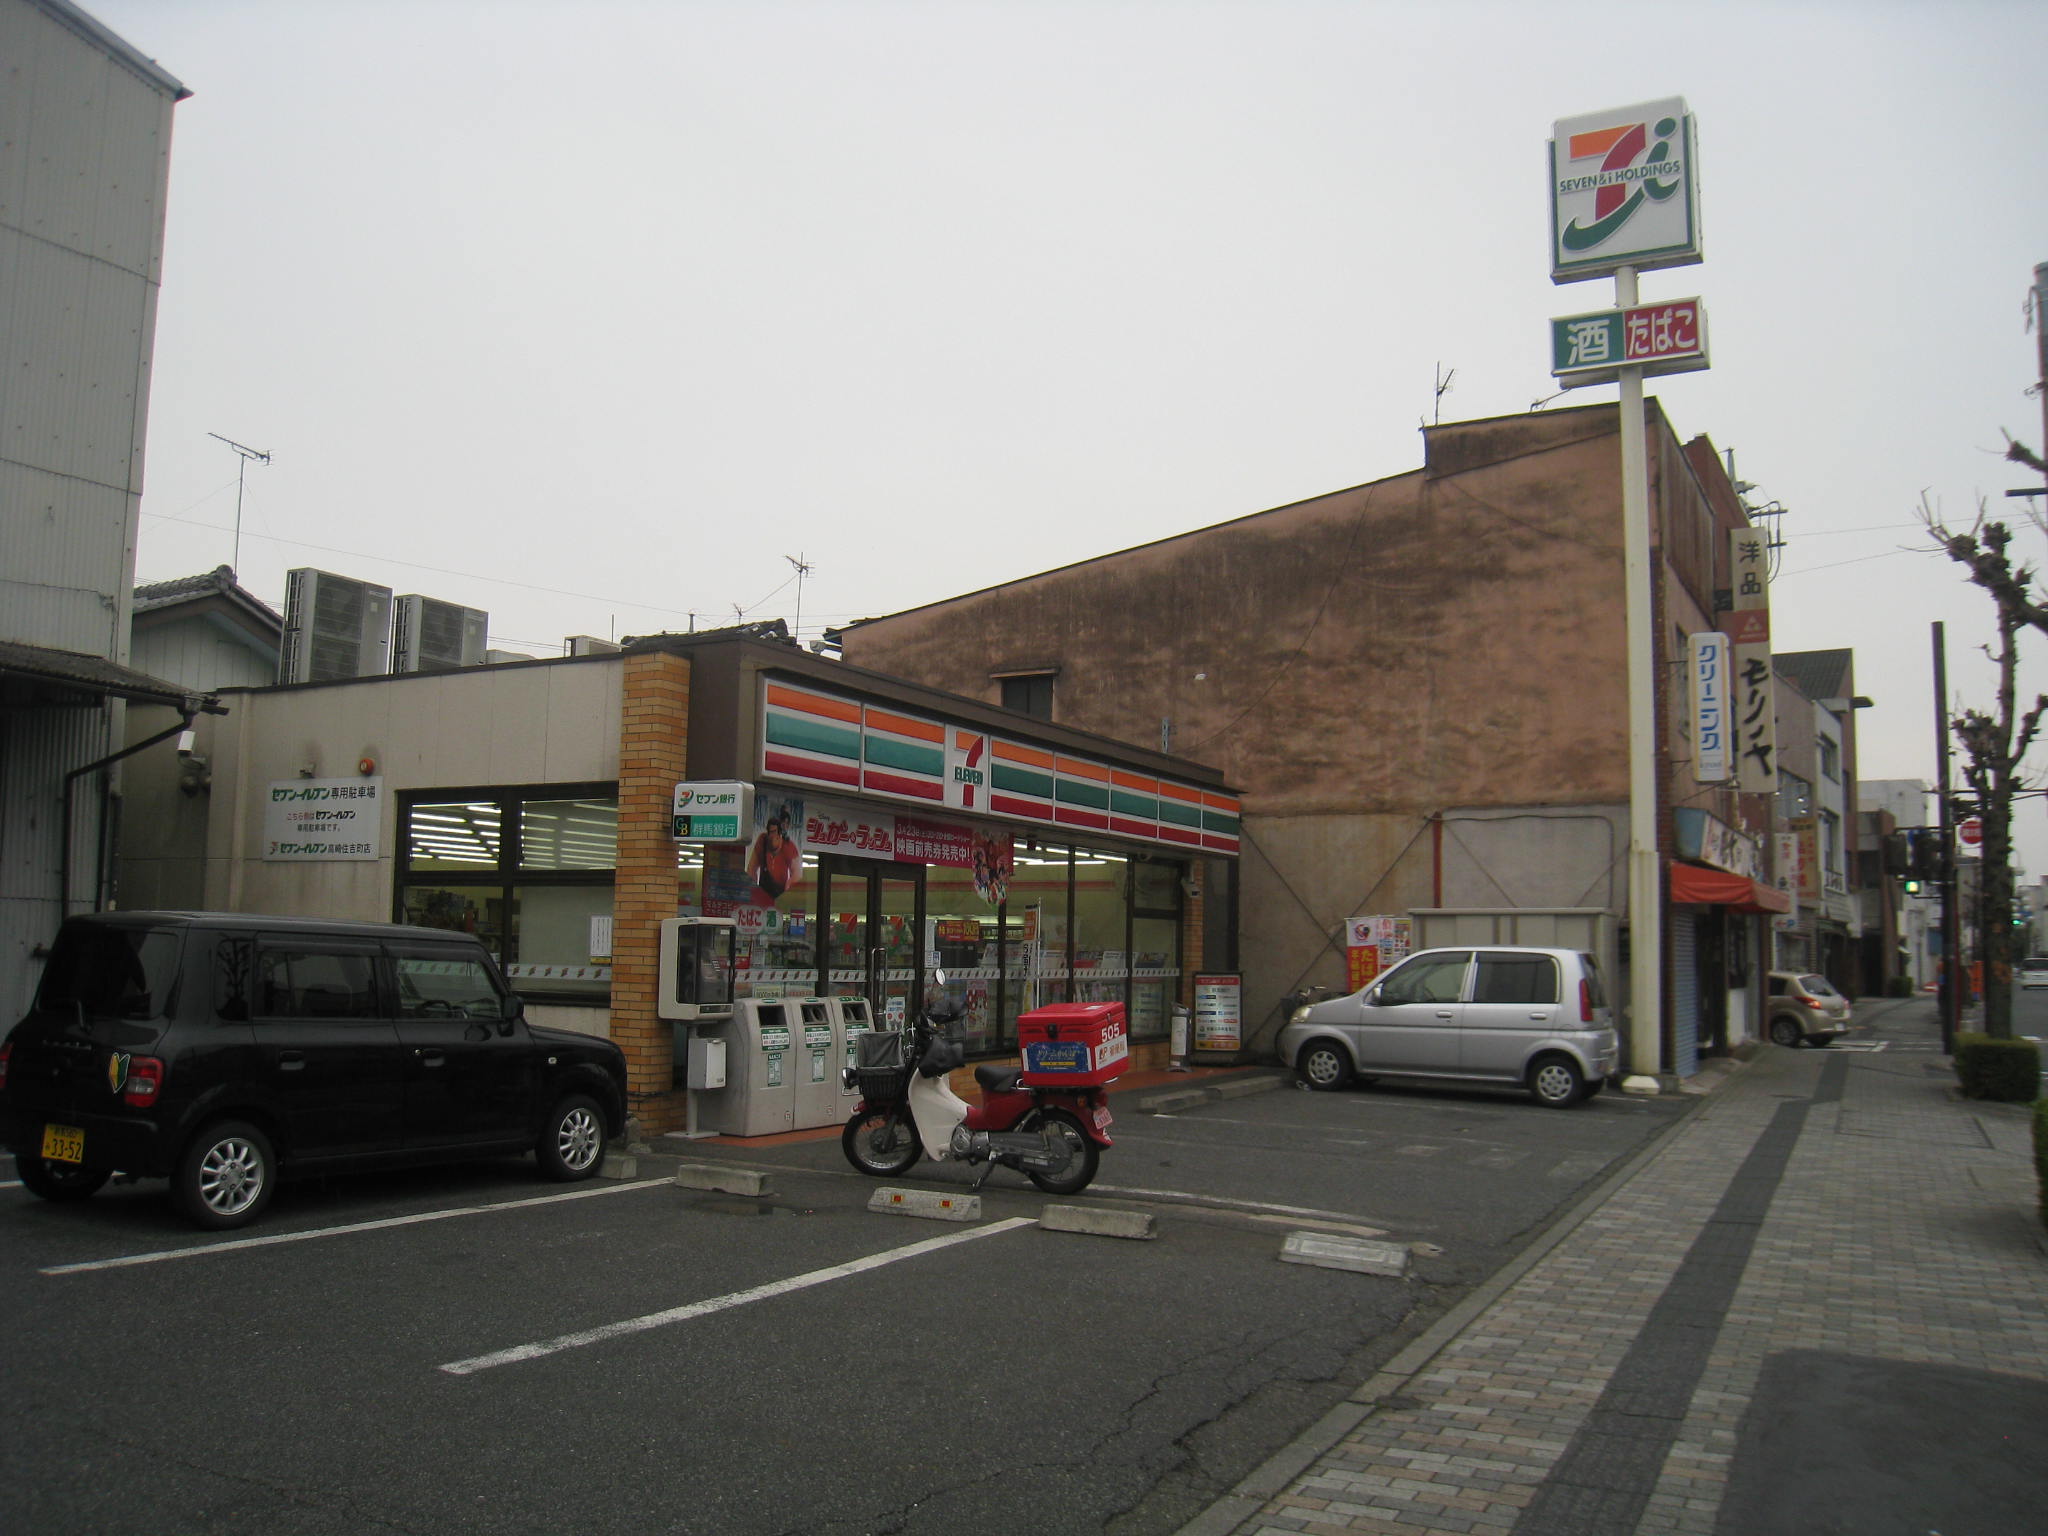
[1551, 299, 1708, 386]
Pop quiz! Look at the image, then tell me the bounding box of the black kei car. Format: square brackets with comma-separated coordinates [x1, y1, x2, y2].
[1, 911, 628, 1230]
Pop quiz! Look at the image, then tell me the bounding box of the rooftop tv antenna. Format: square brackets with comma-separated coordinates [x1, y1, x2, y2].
[785, 552, 812, 640]
[207, 432, 271, 573]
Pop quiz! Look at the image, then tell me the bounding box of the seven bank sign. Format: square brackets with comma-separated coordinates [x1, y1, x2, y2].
[1549, 97, 1701, 285]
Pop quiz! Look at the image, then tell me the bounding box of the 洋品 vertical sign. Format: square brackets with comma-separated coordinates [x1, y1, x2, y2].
[1550, 97, 1702, 285]
[1728, 530, 1776, 794]
[1689, 632, 1731, 782]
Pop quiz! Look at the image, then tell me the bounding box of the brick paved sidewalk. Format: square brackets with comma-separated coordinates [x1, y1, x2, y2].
[1182, 1003, 2048, 1535]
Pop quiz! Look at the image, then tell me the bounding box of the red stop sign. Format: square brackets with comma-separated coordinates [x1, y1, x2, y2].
[1959, 818, 1983, 847]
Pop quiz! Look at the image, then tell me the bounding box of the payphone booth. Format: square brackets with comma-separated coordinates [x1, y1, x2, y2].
[659, 916, 739, 1138]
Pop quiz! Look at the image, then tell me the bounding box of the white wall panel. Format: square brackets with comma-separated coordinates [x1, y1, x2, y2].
[193, 661, 625, 921]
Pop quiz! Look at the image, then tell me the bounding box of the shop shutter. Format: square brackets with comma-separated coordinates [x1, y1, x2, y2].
[1671, 912, 1700, 1078]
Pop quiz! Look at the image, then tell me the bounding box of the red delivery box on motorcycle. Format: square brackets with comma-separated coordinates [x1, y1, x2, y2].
[1018, 1002, 1130, 1087]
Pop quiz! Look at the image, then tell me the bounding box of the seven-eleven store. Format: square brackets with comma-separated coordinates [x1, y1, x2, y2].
[655, 631, 1242, 1097]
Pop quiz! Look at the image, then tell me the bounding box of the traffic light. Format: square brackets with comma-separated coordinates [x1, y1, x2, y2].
[1904, 878, 1923, 896]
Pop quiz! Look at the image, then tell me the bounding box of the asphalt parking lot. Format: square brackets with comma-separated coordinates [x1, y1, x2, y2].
[1, 1076, 1689, 1535]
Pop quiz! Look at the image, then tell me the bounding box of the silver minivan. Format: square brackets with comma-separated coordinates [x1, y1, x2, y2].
[1278, 945, 1617, 1108]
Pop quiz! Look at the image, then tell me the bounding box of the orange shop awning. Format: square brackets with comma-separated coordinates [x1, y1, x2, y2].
[1668, 861, 1792, 914]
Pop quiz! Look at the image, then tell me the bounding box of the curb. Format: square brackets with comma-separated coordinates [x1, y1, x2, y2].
[1129, 1069, 1290, 1116]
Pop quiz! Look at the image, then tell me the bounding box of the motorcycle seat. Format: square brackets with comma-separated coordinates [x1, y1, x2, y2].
[974, 1064, 1024, 1094]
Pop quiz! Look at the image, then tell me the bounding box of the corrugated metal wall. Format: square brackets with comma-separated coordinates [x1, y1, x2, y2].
[2, 0, 186, 1012]
[1, 0, 179, 660]
[1, 702, 115, 1017]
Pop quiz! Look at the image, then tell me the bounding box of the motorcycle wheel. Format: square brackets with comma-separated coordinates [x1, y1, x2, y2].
[1024, 1109, 1100, 1196]
[841, 1106, 922, 1177]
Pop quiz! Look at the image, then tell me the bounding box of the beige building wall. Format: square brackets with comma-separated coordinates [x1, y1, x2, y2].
[171, 658, 625, 1035]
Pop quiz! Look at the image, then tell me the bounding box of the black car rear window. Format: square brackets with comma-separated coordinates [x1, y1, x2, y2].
[38, 926, 183, 1019]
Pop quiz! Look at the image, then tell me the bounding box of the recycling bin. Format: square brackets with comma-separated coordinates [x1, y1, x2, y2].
[693, 998, 799, 1136]
[832, 995, 876, 1118]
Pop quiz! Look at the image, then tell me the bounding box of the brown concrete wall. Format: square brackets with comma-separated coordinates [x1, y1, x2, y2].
[614, 650, 690, 1133]
[839, 404, 1771, 1061]
[844, 413, 1640, 824]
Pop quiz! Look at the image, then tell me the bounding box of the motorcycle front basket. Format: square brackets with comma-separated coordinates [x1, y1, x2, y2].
[854, 1029, 908, 1102]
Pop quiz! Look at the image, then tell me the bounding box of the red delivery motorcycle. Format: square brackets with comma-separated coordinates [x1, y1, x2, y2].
[840, 975, 1124, 1195]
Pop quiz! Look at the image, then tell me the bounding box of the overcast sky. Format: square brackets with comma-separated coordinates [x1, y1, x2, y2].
[91, 0, 2048, 864]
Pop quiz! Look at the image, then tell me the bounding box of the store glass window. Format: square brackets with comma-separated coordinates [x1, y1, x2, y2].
[1130, 856, 1184, 1041]
[1007, 844, 1071, 1021]
[398, 784, 616, 1003]
[1071, 846, 1130, 1006]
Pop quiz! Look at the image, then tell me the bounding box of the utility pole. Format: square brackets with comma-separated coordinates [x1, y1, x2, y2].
[1933, 621, 1961, 1051]
[207, 432, 270, 573]
[2035, 263, 2047, 496]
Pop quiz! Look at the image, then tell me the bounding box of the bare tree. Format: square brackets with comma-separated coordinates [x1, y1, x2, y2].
[1924, 499, 2048, 1036]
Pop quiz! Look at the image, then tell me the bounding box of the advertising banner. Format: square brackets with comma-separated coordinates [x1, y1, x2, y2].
[802, 796, 1015, 902]
[1193, 974, 1243, 1052]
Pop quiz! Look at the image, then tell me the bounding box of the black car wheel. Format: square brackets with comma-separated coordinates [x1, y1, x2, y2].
[536, 1093, 607, 1180]
[1768, 1015, 1804, 1049]
[175, 1120, 276, 1230]
[17, 1155, 111, 1203]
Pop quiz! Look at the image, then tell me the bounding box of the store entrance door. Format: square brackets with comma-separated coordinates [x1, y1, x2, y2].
[817, 856, 927, 1027]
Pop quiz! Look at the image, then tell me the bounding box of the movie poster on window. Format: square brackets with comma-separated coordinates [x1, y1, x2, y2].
[746, 794, 804, 905]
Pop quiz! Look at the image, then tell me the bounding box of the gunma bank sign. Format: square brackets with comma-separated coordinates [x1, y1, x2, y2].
[1550, 97, 1701, 283]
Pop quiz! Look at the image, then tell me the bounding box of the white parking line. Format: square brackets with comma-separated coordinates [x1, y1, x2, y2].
[438, 1217, 1036, 1376]
[38, 1178, 668, 1276]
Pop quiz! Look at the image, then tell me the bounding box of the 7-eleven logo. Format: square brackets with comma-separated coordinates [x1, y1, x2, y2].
[947, 730, 987, 810]
[1559, 111, 1684, 251]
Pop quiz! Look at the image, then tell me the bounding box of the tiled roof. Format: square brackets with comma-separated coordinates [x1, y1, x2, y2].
[0, 638, 213, 708]
[133, 565, 283, 629]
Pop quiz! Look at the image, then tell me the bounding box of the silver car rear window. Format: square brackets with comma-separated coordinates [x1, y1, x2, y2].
[1473, 953, 1559, 1005]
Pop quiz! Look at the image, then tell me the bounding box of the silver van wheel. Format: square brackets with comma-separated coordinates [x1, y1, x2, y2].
[1528, 1056, 1584, 1108]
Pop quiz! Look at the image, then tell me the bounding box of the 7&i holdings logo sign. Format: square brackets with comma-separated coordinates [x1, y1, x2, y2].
[1549, 96, 1701, 284]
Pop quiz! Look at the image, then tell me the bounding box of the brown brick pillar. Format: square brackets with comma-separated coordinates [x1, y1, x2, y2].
[614, 650, 690, 1134]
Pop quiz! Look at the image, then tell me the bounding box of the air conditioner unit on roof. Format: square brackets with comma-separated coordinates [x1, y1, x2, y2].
[392, 595, 489, 673]
[279, 569, 393, 683]
[566, 634, 622, 656]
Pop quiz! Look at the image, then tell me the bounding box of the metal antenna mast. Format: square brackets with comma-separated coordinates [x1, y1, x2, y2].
[207, 432, 271, 573]
[785, 553, 812, 640]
